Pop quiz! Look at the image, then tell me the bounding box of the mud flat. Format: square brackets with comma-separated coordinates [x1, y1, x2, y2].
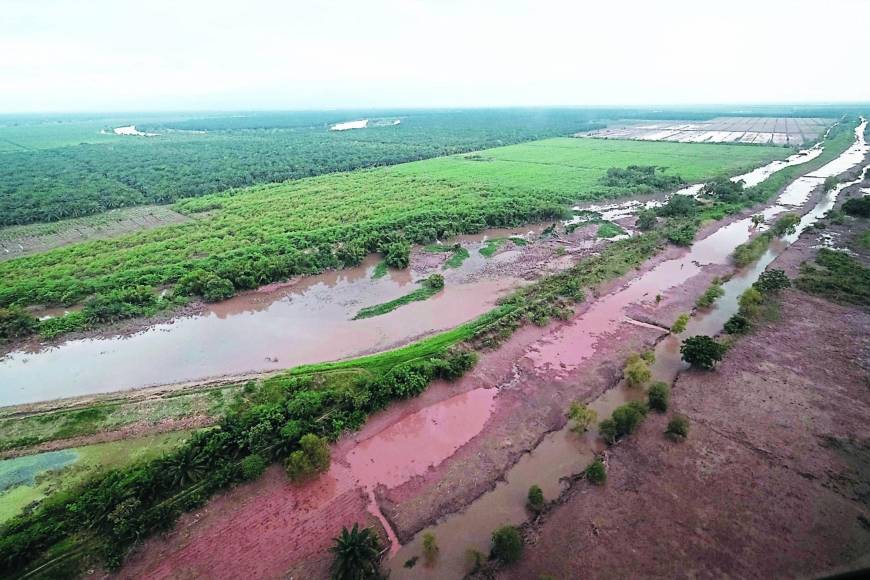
[509, 259, 870, 580]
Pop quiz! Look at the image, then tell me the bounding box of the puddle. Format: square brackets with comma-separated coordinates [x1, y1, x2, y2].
[0, 449, 79, 492]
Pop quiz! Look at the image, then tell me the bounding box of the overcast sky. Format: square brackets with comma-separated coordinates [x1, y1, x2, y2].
[1, 0, 868, 112]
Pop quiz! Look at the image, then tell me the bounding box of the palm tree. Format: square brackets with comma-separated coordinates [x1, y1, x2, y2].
[329, 524, 382, 580]
[164, 445, 208, 489]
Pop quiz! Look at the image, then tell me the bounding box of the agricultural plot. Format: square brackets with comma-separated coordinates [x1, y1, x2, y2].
[0, 137, 789, 308]
[583, 117, 832, 146]
[0, 206, 189, 261]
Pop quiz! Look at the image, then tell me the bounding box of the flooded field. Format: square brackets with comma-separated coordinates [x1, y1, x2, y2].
[584, 116, 832, 145]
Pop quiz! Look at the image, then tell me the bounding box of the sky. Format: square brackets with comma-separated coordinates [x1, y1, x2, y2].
[1, 0, 868, 112]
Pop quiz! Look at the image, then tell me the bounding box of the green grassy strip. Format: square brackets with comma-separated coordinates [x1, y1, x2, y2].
[796, 247, 870, 307]
[371, 260, 388, 279]
[444, 246, 470, 268]
[353, 285, 441, 319]
[479, 238, 506, 257]
[509, 236, 528, 246]
[596, 221, 626, 238]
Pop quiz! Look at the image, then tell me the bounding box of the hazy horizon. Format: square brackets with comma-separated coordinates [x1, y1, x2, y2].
[2, 0, 869, 113]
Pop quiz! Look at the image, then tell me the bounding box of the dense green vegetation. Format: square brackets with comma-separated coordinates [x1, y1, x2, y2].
[599, 165, 684, 190]
[0, 109, 613, 226]
[0, 137, 786, 312]
[599, 401, 648, 444]
[732, 213, 801, 267]
[490, 525, 523, 564]
[796, 248, 870, 307]
[842, 196, 870, 217]
[680, 336, 727, 369]
[330, 523, 383, 580]
[585, 458, 607, 485]
[695, 280, 725, 308]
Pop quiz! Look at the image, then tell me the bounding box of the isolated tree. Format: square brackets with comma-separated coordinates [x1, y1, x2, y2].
[286, 433, 331, 481]
[623, 354, 651, 387]
[598, 401, 648, 444]
[527, 485, 545, 514]
[329, 524, 382, 580]
[665, 415, 690, 440]
[567, 401, 597, 433]
[490, 526, 523, 564]
[636, 208, 658, 231]
[754, 269, 790, 294]
[680, 336, 727, 370]
[750, 214, 764, 227]
[647, 382, 670, 412]
[771, 213, 800, 237]
[585, 457, 607, 485]
[422, 532, 439, 567]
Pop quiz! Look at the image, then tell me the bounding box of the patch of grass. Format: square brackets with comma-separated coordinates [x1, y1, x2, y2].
[353, 275, 444, 319]
[796, 248, 870, 307]
[479, 238, 506, 257]
[371, 260, 388, 279]
[596, 221, 626, 239]
[508, 236, 528, 246]
[695, 280, 725, 308]
[444, 246, 471, 269]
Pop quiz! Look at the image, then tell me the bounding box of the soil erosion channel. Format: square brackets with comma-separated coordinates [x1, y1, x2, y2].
[115, 120, 867, 579]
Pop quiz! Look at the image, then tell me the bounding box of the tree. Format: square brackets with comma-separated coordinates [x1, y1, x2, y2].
[329, 524, 382, 580]
[843, 196, 870, 217]
[286, 433, 331, 481]
[754, 269, 790, 294]
[738, 287, 764, 317]
[240, 454, 267, 481]
[490, 526, 523, 564]
[657, 195, 696, 217]
[424, 273, 444, 289]
[585, 458, 606, 485]
[598, 401, 648, 444]
[771, 213, 800, 237]
[567, 401, 597, 433]
[665, 415, 690, 440]
[647, 382, 670, 412]
[382, 241, 411, 269]
[527, 485, 545, 514]
[750, 214, 764, 227]
[680, 336, 726, 370]
[623, 354, 651, 387]
[164, 445, 208, 488]
[671, 313, 689, 334]
[636, 208, 657, 231]
[723, 314, 750, 334]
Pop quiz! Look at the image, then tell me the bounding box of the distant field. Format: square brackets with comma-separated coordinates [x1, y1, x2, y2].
[0, 137, 788, 307]
[0, 206, 189, 261]
[585, 117, 833, 145]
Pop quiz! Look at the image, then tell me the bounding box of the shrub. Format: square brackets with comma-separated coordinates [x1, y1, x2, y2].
[567, 401, 597, 433]
[695, 282, 724, 308]
[723, 314, 750, 334]
[680, 336, 726, 370]
[465, 549, 485, 574]
[823, 175, 838, 192]
[843, 196, 870, 217]
[599, 400, 648, 443]
[383, 240, 411, 269]
[636, 208, 658, 231]
[424, 273, 445, 290]
[702, 176, 744, 202]
[286, 433, 331, 481]
[640, 350, 655, 364]
[623, 354, 651, 387]
[585, 458, 606, 485]
[527, 485, 545, 514]
[240, 454, 267, 481]
[771, 213, 800, 237]
[647, 382, 670, 412]
[657, 195, 696, 217]
[664, 221, 697, 246]
[671, 313, 689, 334]
[0, 306, 38, 342]
[490, 525, 523, 564]
[754, 269, 790, 293]
[750, 214, 764, 227]
[202, 276, 235, 302]
[422, 532, 439, 567]
[665, 415, 690, 440]
[738, 287, 764, 317]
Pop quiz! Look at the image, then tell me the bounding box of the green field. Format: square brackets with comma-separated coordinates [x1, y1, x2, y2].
[0, 137, 788, 308]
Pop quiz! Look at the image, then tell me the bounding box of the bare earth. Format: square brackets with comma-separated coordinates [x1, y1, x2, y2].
[507, 263, 870, 577]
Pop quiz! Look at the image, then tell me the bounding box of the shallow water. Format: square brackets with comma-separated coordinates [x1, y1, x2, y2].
[0, 449, 79, 492]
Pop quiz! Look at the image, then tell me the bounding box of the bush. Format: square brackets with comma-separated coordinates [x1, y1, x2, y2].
[750, 214, 764, 227]
[623, 354, 651, 387]
[636, 208, 658, 231]
[490, 525, 523, 564]
[585, 458, 606, 485]
[723, 314, 750, 334]
[527, 485, 545, 514]
[823, 175, 838, 192]
[754, 269, 790, 293]
[664, 221, 697, 246]
[695, 282, 724, 308]
[665, 415, 690, 440]
[680, 336, 726, 370]
[671, 313, 689, 334]
[424, 273, 445, 290]
[843, 196, 870, 217]
[771, 213, 800, 237]
[422, 532, 439, 567]
[738, 287, 764, 317]
[202, 276, 235, 302]
[647, 382, 670, 412]
[599, 400, 648, 444]
[657, 195, 696, 218]
[567, 401, 597, 433]
[383, 240, 411, 269]
[0, 306, 38, 342]
[286, 433, 331, 481]
[240, 454, 267, 481]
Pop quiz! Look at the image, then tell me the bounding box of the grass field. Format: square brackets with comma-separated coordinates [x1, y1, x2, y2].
[0, 138, 788, 308]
